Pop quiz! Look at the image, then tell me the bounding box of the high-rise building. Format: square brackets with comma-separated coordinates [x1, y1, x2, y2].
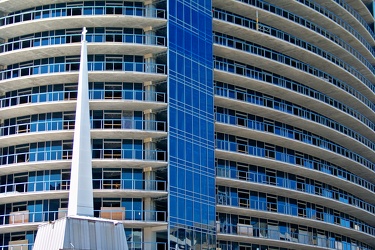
[0, 0, 374, 249]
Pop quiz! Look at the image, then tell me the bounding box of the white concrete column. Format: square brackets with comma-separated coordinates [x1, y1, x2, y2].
[144, 53, 155, 73]
[144, 81, 156, 102]
[143, 26, 156, 45]
[143, 165, 156, 250]
[144, 0, 156, 18]
[144, 137, 156, 160]
[144, 109, 156, 131]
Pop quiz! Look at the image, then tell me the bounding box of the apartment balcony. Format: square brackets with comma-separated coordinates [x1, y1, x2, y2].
[0, 208, 167, 234]
[217, 222, 368, 250]
[0, 149, 167, 176]
[216, 198, 375, 247]
[0, 33, 167, 65]
[0, 119, 167, 146]
[0, 178, 167, 204]
[212, 9, 375, 81]
[214, 85, 375, 163]
[0, 62, 167, 92]
[0, 89, 167, 118]
[0, 6, 167, 38]
[212, 0, 375, 65]
[216, 168, 375, 225]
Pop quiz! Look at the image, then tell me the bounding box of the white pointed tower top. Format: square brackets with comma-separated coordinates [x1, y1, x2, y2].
[67, 27, 94, 217]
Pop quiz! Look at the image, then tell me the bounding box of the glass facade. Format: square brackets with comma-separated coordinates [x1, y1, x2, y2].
[167, 0, 216, 248]
[0, 0, 374, 250]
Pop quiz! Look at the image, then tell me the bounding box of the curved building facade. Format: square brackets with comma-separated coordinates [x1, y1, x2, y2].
[0, 0, 374, 250]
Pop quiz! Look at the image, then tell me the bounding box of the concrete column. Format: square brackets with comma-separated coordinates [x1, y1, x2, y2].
[144, 53, 155, 73]
[144, 109, 156, 131]
[143, 26, 156, 45]
[144, 0, 156, 18]
[143, 165, 156, 250]
[143, 227, 156, 250]
[144, 81, 156, 102]
[144, 137, 156, 160]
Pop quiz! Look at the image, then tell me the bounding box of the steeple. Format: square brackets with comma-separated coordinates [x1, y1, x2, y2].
[67, 27, 94, 217]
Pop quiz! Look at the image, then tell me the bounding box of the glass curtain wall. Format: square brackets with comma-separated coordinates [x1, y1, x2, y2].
[167, 0, 216, 249]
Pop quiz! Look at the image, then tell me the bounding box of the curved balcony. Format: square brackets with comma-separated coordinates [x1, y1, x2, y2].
[0, 89, 167, 118]
[0, 33, 167, 65]
[0, 6, 167, 38]
[217, 222, 372, 250]
[215, 113, 375, 167]
[0, 62, 167, 92]
[213, 9, 375, 82]
[216, 168, 375, 226]
[216, 135, 375, 183]
[216, 198, 375, 247]
[266, 0, 375, 48]
[0, 179, 167, 204]
[214, 33, 375, 114]
[0, 208, 166, 234]
[0, 118, 167, 146]
[0, 148, 167, 176]
[212, 0, 375, 64]
[214, 84, 375, 164]
[215, 139, 375, 204]
[322, 0, 375, 42]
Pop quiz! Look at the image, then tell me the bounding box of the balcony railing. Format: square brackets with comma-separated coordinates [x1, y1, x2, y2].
[0, 33, 166, 54]
[217, 195, 373, 236]
[0, 180, 69, 193]
[93, 179, 166, 191]
[0, 6, 166, 27]
[95, 208, 166, 222]
[0, 149, 167, 165]
[0, 242, 167, 250]
[0, 61, 166, 81]
[0, 119, 167, 136]
[217, 222, 367, 249]
[0, 179, 167, 194]
[215, 84, 375, 159]
[0, 89, 166, 108]
[216, 113, 375, 173]
[217, 167, 375, 216]
[0, 209, 166, 226]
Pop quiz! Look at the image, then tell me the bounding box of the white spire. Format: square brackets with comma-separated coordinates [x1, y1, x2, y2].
[68, 27, 94, 217]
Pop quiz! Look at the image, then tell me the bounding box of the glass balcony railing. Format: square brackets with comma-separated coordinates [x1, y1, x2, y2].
[215, 82, 375, 150]
[217, 222, 370, 250]
[93, 179, 167, 191]
[0, 61, 166, 80]
[0, 209, 166, 226]
[213, 9, 375, 80]
[214, 32, 375, 120]
[217, 195, 374, 236]
[216, 142, 375, 196]
[0, 243, 32, 250]
[0, 149, 167, 165]
[216, 138, 373, 181]
[332, 0, 375, 39]
[0, 119, 167, 136]
[0, 179, 167, 194]
[0, 89, 166, 108]
[233, 0, 375, 59]
[0, 6, 166, 27]
[0, 180, 69, 193]
[215, 113, 374, 174]
[214, 85, 375, 168]
[0, 33, 166, 53]
[0, 242, 168, 250]
[216, 166, 375, 216]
